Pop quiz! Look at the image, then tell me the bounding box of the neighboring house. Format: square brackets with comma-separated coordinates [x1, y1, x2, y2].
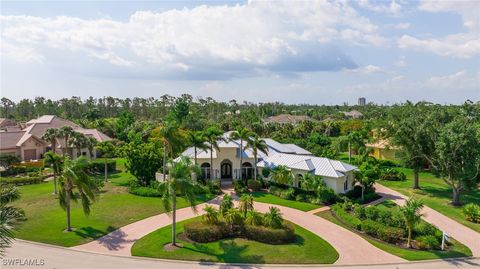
[263, 114, 313, 125]
[366, 139, 401, 161]
[0, 115, 111, 161]
[0, 118, 17, 130]
[343, 110, 363, 119]
[178, 131, 356, 194]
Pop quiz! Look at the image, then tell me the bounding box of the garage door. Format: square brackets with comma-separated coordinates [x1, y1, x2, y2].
[24, 149, 37, 160]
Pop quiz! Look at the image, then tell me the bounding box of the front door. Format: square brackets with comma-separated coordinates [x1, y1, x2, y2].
[24, 149, 36, 160]
[221, 162, 232, 179]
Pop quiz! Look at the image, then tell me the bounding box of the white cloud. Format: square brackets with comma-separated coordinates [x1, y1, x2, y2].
[357, 0, 402, 16]
[0, 1, 389, 79]
[398, 0, 480, 58]
[394, 56, 407, 67]
[394, 23, 410, 29]
[426, 70, 478, 89]
[349, 64, 384, 74]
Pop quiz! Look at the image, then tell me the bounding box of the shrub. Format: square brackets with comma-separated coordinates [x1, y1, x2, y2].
[353, 206, 366, 219]
[263, 207, 284, 229]
[361, 219, 403, 243]
[244, 223, 295, 244]
[220, 194, 234, 216]
[317, 185, 337, 204]
[0, 176, 43, 186]
[128, 185, 162, 197]
[279, 188, 295, 200]
[331, 204, 362, 230]
[207, 180, 222, 195]
[245, 211, 263, 226]
[247, 180, 262, 191]
[378, 159, 399, 168]
[184, 221, 230, 243]
[233, 180, 248, 194]
[413, 221, 441, 239]
[88, 159, 116, 173]
[416, 235, 441, 250]
[463, 203, 480, 223]
[203, 205, 219, 225]
[364, 206, 380, 220]
[380, 168, 406, 181]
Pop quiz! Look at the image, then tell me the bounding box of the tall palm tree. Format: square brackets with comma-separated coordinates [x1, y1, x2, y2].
[44, 151, 62, 194]
[70, 132, 88, 158]
[187, 131, 208, 166]
[86, 136, 97, 159]
[153, 122, 185, 181]
[59, 126, 74, 157]
[204, 126, 224, 180]
[239, 194, 254, 218]
[271, 165, 293, 185]
[157, 157, 198, 246]
[246, 134, 269, 181]
[230, 128, 253, 183]
[42, 128, 59, 153]
[96, 141, 115, 182]
[400, 197, 424, 248]
[58, 156, 98, 232]
[0, 186, 24, 256]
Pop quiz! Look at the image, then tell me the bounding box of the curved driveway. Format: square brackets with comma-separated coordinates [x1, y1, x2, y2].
[73, 192, 403, 265]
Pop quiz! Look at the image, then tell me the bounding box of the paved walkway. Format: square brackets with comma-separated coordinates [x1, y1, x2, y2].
[4, 240, 480, 269]
[73, 189, 403, 265]
[375, 184, 480, 257]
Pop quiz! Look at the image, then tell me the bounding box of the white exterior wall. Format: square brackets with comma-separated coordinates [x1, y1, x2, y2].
[195, 147, 256, 180]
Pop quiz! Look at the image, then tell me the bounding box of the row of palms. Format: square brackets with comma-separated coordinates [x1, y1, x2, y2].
[183, 126, 269, 184]
[42, 126, 97, 158]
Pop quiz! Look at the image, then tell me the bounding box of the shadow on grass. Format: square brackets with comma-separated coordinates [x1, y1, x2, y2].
[186, 240, 266, 264]
[74, 225, 116, 240]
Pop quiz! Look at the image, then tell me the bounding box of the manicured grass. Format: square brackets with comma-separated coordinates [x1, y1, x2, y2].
[11, 159, 213, 247]
[379, 167, 480, 233]
[250, 191, 321, 212]
[316, 210, 472, 260]
[132, 216, 339, 264]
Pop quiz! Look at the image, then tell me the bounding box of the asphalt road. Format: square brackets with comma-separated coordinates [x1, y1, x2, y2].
[2, 240, 479, 269]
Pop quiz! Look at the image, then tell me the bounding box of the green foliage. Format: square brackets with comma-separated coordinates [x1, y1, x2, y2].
[245, 210, 263, 226]
[400, 198, 425, 248]
[125, 142, 163, 186]
[380, 168, 406, 181]
[263, 207, 284, 229]
[463, 203, 480, 223]
[247, 179, 262, 191]
[0, 186, 24, 256]
[244, 223, 295, 244]
[233, 180, 248, 194]
[219, 194, 234, 216]
[0, 155, 20, 171]
[202, 205, 219, 225]
[88, 159, 116, 173]
[270, 165, 293, 185]
[239, 194, 254, 218]
[0, 176, 44, 186]
[415, 235, 441, 250]
[128, 183, 162, 197]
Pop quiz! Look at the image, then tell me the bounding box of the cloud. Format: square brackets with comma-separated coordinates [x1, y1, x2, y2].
[426, 70, 478, 89]
[394, 56, 407, 67]
[357, 0, 402, 16]
[398, 0, 480, 58]
[349, 64, 384, 74]
[0, 1, 389, 79]
[394, 23, 410, 29]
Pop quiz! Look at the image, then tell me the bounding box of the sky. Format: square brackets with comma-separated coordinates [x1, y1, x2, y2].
[1, 0, 479, 105]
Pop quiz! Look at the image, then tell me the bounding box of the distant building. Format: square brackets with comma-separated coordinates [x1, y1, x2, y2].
[366, 139, 401, 161]
[0, 118, 17, 130]
[358, 97, 366, 106]
[263, 114, 313, 125]
[343, 110, 363, 119]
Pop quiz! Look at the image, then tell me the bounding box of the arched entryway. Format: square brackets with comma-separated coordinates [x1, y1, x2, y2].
[200, 163, 211, 180]
[220, 159, 233, 179]
[242, 162, 253, 180]
[296, 174, 304, 188]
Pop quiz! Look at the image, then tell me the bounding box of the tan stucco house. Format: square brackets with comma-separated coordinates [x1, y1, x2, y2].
[179, 131, 357, 194]
[0, 115, 111, 161]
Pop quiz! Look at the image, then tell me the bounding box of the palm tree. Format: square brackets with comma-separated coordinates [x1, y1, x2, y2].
[246, 134, 269, 181]
[157, 157, 198, 246]
[202, 205, 219, 225]
[153, 122, 185, 181]
[271, 165, 293, 185]
[187, 131, 208, 166]
[44, 151, 62, 194]
[42, 128, 59, 153]
[96, 141, 115, 182]
[86, 136, 97, 159]
[0, 186, 24, 256]
[70, 132, 88, 158]
[400, 197, 424, 248]
[224, 208, 241, 230]
[245, 210, 263, 226]
[59, 126, 74, 157]
[59, 156, 98, 232]
[239, 194, 254, 218]
[230, 128, 253, 183]
[204, 126, 224, 180]
[220, 194, 234, 216]
[263, 207, 283, 229]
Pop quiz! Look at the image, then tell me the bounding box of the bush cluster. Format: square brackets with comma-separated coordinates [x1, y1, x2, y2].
[344, 186, 380, 204]
[268, 183, 337, 205]
[247, 180, 262, 191]
[184, 217, 295, 244]
[233, 180, 248, 194]
[0, 166, 40, 177]
[0, 176, 44, 186]
[380, 168, 406, 181]
[88, 159, 117, 173]
[463, 203, 480, 223]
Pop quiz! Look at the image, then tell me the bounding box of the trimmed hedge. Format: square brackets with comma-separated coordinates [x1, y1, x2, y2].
[463, 203, 480, 223]
[416, 235, 441, 250]
[247, 180, 262, 191]
[88, 159, 116, 173]
[184, 220, 296, 244]
[0, 176, 44, 186]
[380, 168, 406, 181]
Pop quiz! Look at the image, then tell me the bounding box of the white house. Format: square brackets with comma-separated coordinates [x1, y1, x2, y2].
[179, 131, 357, 194]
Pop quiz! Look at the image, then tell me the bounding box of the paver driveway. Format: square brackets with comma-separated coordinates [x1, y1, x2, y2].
[73, 190, 403, 265]
[375, 184, 480, 257]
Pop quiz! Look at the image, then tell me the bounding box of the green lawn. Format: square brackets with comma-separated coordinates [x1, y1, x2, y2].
[250, 191, 321, 212]
[131, 216, 339, 264]
[316, 210, 472, 260]
[11, 159, 213, 247]
[379, 167, 480, 233]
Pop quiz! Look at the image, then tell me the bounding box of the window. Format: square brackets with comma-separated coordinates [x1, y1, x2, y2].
[344, 179, 348, 191]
